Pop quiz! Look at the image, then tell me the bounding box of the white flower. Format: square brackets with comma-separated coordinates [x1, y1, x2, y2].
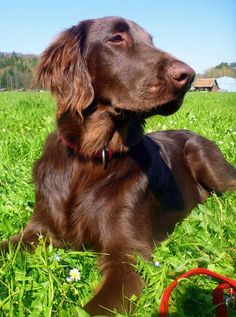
[162, 125, 167, 130]
[147, 129, 152, 133]
[37, 233, 44, 239]
[218, 141, 224, 145]
[2, 128, 6, 133]
[68, 268, 81, 282]
[66, 276, 72, 282]
[54, 254, 60, 261]
[153, 261, 160, 267]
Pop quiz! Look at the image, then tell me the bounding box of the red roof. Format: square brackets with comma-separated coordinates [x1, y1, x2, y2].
[193, 78, 218, 88]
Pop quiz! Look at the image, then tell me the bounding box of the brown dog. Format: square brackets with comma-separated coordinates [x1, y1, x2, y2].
[2, 17, 236, 315]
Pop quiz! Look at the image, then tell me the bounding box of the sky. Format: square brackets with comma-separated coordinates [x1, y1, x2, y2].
[0, 0, 235, 73]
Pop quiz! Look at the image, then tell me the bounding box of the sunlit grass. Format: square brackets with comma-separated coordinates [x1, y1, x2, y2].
[0, 92, 235, 316]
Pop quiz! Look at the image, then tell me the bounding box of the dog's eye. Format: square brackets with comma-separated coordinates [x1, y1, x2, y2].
[109, 34, 123, 44]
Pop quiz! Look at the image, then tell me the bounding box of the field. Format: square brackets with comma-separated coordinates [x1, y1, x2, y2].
[0, 92, 236, 317]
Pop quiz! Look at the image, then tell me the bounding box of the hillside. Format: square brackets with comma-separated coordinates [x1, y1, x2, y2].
[0, 52, 38, 90]
[198, 62, 236, 78]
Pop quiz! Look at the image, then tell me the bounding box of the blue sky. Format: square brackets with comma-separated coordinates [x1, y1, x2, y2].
[0, 0, 235, 73]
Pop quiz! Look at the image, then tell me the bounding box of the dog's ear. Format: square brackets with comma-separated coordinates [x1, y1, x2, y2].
[34, 24, 94, 117]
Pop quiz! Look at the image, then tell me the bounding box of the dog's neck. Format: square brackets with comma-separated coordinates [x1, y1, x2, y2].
[57, 103, 145, 161]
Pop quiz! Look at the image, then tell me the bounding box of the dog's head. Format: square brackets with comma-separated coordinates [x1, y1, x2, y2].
[35, 16, 195, 119]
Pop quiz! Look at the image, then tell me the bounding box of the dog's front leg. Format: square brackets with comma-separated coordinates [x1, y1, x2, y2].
[1, 202, 66, 252]
[0, 216, 46, 252]
[84, 253, 142, 316]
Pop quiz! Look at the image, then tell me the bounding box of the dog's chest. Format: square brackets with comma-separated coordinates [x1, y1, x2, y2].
[62, 163, 149, 248]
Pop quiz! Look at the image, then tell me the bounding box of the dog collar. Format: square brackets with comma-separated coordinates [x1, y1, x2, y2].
[59, 135, 128, 167]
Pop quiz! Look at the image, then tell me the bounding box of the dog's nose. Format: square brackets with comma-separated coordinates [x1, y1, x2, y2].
[168, 62, 195, 88]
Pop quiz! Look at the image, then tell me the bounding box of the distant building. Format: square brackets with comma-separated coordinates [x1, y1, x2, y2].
[192, 78, 219, 92]
[216, 76, 236, 92]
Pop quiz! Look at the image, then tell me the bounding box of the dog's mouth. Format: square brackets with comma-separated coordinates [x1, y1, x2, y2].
[147, 97, 184, 117]
[115, 96, 184, 121]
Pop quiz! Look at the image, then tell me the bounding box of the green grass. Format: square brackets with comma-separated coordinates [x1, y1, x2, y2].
[0, 92, 236, 317]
